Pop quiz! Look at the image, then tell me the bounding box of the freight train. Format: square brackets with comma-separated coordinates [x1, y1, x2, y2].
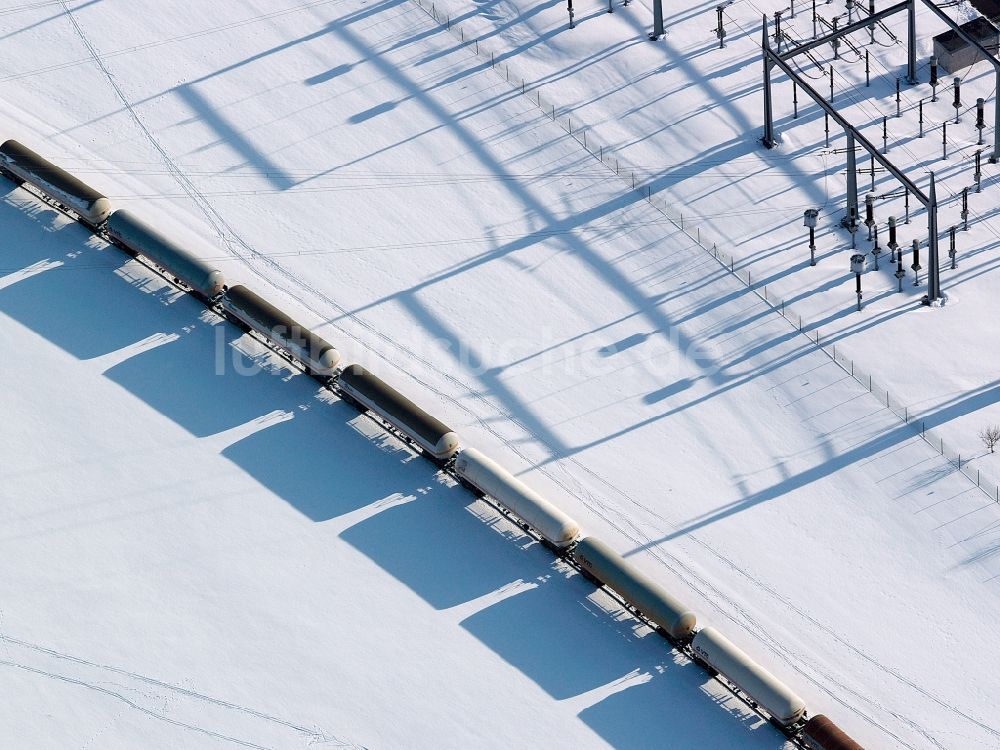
[0, 137, 867, 750]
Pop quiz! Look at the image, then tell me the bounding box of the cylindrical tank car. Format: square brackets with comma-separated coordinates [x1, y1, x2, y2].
[802, 715, 865, 750]
[337, 364, 460, 460]
[222, 285, 341, 377]
[454, 447, 580, 549]
[107, 209, 225, 299]
[0, 139, 112, 227]
[691, 627, 806, 726]
[572, 535, 696, 639]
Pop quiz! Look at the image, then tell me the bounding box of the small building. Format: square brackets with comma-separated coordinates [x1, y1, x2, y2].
[933, 16, 999, 74]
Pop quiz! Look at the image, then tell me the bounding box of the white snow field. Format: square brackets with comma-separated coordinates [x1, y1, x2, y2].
[406, 0, 1000, 493]
[0, 1, 998, 749]
[0, 201, 784, 750]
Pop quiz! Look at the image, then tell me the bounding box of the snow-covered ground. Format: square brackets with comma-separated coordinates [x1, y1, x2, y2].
[413, 0, 1000, 486]
[1, 200, 791, 749]
[1, 1, 999, 748]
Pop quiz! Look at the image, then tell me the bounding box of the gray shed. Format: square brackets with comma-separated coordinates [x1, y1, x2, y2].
[933, 17, 998, 74]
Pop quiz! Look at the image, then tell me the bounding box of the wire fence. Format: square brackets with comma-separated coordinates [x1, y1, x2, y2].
[710, 240, 1000, 505]
[413, 0, 1000, 507]
[412, 0, 710, 258]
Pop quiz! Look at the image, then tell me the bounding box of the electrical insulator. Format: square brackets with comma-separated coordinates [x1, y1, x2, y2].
[953, 77, 961, 109]
[930, 56, 938, 87]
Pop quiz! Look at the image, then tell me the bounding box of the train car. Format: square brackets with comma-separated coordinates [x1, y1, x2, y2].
[572, 536, 696, 639]
[337, 364, 460, 460]
[454, 447, 580, 549]
[802, 715, 865, 750]
[0, 139, 112, 227]
[691, 627, 806, 726]
[107, 210, 225, 300]
[222, 285, 341, 378]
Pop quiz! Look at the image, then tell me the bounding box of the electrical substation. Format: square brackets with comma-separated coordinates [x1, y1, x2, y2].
[755, 0, 999, 310]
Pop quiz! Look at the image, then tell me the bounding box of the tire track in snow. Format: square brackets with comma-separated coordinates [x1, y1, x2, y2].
[0, 636, 365, 749]
[1, 659, 283, 750]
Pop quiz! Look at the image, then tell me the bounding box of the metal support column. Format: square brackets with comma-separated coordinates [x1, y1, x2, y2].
[846, 131, 859, 226]
[765, 45, 928, 207]
[650, 0, 664, 39]
[763, 18, 776, 148]
[927, 172, 941, 301]
[906, 0, 917, 84]
[994, 92, 1000, 163]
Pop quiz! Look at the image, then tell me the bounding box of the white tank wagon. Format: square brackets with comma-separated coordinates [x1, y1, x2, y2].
[107, 210, 225, 300]
[453, 447, 580, 549]
[571, 536, 697, 639]
[0, 139, 112, 227]
[222, 285, 341, 378]
[691, 627, 806, 726]
[337, 364, 460, 460]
